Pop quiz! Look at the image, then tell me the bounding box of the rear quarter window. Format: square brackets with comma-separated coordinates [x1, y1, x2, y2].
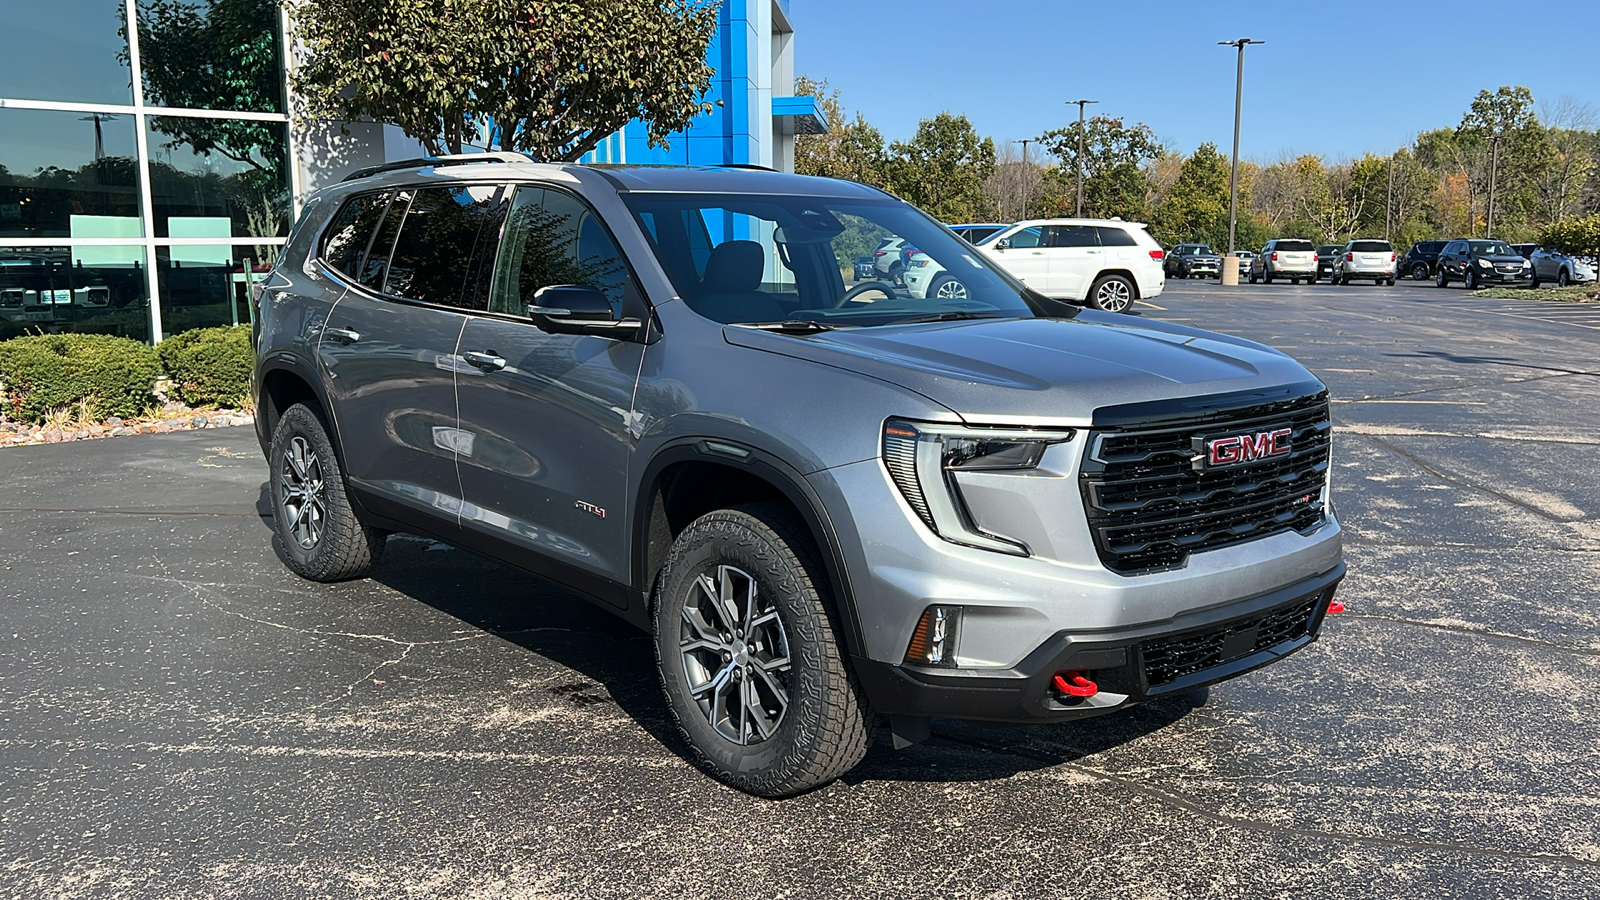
[320, 191, 391, 278]
[1096, 227, 1139, 247]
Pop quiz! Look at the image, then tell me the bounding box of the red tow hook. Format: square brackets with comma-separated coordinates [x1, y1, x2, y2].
[1327, 599, 1346, 615]
[1053, 671, 1098, 698]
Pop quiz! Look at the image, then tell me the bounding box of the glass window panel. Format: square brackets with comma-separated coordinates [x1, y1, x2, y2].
[359, 191, 411, 289]
[0, 109, 143, 239]
[0, 245, 151, 343]
[490, 188, 632, 317]
[135, 0, 286, 114]
[156, 242, 277, 337]
[0, 1, 133, 105]
[320, 191, 390, 279]
[146, 116, 289, 238]
[383, 185, 502, 308]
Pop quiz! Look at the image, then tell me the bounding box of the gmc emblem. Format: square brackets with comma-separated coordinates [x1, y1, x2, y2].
[1193, 427, 1292, 471]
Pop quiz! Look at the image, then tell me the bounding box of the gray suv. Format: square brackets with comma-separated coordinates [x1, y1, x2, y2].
[253, 155, 1345, 797]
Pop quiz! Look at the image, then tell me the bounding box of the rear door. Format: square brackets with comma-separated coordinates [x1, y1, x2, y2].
[317, 183, 503, 524]
[452, 185, 646, 588]
[1043, 224, 1101, 299]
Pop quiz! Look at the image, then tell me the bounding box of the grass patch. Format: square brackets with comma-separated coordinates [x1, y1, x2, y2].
[1470, 284, 1599, 303]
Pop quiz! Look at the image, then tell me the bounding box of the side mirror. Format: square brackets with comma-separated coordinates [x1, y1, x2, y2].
[527, 284, 640, 338]
[993, 238, 1011, 251]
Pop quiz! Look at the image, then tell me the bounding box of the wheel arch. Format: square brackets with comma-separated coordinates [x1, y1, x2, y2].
[633, 440, 868, 659]
[257, 354, 346, 469]
[1093, 268, 1141, 298]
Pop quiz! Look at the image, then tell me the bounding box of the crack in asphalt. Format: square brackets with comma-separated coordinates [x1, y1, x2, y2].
[1331, 370, 1583, 405]
[1357, 432, 1586, 523]
[1336, 613, 1600, 657]
[929, 730, 1600, 870]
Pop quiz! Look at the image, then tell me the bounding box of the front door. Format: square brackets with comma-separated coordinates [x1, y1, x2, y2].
[453, 185, 645, 587]
[985, 225, 1050, 292]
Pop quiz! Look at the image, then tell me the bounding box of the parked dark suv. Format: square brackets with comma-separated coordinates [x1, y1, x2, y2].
[253, 154, 1344, 797]
[1399, 240, 1447, 280]
[1433, 238, 1533, 289]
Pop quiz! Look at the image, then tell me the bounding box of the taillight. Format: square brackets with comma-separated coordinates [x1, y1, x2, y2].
[1390, 253, 1396, 262]
[1270, 252, 1278, 261]
[1148, 250, 1165, 260]
[874, 251, 886, 257]
[1345, 252, 1353, 261]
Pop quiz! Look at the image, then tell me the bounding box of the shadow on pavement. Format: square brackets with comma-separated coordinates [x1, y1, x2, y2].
[253, 481, 1200, 787]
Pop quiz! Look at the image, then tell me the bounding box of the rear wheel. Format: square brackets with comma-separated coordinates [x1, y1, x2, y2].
[653, 504, 874, 798]
[1264, 270, 1274, 284]
[1412, 262, 1430, 280]
[1088, 274, 1135, 313]
[1386, 277, 1396, 286]
[1248, 270, 1259, 284]
[268, 403, 385, 581]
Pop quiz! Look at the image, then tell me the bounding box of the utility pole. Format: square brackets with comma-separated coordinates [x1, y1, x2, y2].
[1012, 138, 1035, 220]
[1385, 153, 1395, 241]
[1067, 99, 1098, 217]
[1486, 134, 1499, 238]
[1218, 38, 1263, 255]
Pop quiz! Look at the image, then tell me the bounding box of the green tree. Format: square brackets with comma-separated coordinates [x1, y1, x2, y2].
[1538, 213, 1600, 263]
[792, 75, 890, 189]
[1152, 143, 1231, 249]
[1036, 116, 1162, 219]
[886, 113, 996, 223]
[1457, 86, 1548, 237]
[288, 0, 720, 161]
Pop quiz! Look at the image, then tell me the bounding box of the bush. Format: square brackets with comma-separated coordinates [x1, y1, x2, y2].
[1539, 215, 1600, 261]
[157, 324, 255, 408]
[0, 333, 163, 424]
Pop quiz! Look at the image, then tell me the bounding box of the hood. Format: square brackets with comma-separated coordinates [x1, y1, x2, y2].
[723, 312, 1319, 425]
[1476, 254, 1527, 264]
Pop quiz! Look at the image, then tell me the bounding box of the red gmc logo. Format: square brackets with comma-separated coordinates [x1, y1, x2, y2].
[1201, 427, 1292, 469]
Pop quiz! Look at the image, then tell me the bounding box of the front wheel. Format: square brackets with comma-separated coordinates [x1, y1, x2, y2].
[1557, 269, 1570, 288]
[1435, 267, 1449, 288]
[1088, 274, 1135, 313]
[268, 403, 385, 581]
[927, 275, 970, 301]
[1464, 268, 1478, 290]
[653, 504, 874, 797]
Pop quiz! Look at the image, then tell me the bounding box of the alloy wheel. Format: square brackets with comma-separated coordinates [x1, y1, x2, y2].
[933, 279, 969, 301]
[1095, 278, 1133, 312]
[679, 564, 791, 745]
[279, 435, 326, 549]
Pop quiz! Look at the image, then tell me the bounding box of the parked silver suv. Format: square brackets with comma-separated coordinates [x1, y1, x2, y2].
[253, 155, 1345, 797]
[1248, 239, 1319, 284]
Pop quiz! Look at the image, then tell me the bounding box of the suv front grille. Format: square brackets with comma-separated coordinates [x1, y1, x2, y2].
[1081, 390, 1331, 574]
[1140, 592, 1324, 688]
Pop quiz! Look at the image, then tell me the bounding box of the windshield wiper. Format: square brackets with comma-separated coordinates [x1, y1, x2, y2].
[883, 311, 1006, 326]
[735, 320, 836, 334]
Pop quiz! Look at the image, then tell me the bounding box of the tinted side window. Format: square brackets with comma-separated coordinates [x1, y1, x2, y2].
[489, 187, 632, 317]
[321, 191, 390, 278]
[1046, 225, 1097, 248]
[360, 190, 411, 289]
[1096, 226, 1138, 247]
[1006, 227, 1043, 249]
[383, 185, 502, 307]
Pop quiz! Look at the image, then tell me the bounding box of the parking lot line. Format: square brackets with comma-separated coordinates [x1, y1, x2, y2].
[1137, 300, 1167, 310]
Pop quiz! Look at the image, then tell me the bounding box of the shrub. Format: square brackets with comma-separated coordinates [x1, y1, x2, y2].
[0, 333, 163, 424]
[1539, 215, 1600, 262]
[157, 324, 255, 408]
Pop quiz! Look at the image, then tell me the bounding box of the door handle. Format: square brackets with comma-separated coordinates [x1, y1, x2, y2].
[324, 326, 361, 343]
[463, 350, 507, 372]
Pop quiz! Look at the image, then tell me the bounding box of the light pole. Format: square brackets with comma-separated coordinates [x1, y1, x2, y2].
[1067, 99, 1097, 216]
[1218, 38, 1263, 255]
[1012, 138, 1035, 220]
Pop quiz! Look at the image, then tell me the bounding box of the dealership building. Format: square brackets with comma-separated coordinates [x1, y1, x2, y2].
[0, 0, 820, 344]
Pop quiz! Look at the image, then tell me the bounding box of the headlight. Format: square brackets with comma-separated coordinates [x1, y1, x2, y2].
[882, 418, 1075, 555]
[1476, 258, 1492, 268]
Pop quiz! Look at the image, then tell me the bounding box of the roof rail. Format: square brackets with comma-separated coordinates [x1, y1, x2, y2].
[340, 151, 537, 183]
[717, 163, 776, 172]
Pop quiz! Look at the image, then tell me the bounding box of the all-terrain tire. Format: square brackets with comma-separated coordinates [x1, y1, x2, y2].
[653, 504, 875, 798]
[268, 403, 384, 581]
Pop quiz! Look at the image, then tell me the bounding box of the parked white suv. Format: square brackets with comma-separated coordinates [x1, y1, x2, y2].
[972, 219, 1165, 313]
[1330, 239, 1397, 285]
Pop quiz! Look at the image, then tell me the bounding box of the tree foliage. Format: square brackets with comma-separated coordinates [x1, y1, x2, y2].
[792, 76, 890, 188]
[885, 114, 996, 224]
[289, 0, 720, 160]
[1151, 143, 1231, 249]
[1538, 214, 1600, 262]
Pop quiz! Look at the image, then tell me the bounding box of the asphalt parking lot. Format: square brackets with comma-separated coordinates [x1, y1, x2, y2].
[2, 278, 1598, 898]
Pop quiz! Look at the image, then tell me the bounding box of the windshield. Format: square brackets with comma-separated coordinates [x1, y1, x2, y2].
[622, 194, 1042, 327]
[1177, 245, 1213, 256]
[1469, 240, 1516, 256]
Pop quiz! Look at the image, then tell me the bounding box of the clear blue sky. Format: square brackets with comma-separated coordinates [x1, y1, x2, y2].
[791, 0, 1600, 162]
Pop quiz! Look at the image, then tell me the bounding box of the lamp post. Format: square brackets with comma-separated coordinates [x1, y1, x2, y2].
[1067, 99, 1098, 217]
[1218, 38, 1263, 255]
[1012, 138, 1035, 220]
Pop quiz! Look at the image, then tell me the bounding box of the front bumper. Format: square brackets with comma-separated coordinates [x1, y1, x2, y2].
[854, 563, 1344, 723]
[1476, 267, 1533, 284]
